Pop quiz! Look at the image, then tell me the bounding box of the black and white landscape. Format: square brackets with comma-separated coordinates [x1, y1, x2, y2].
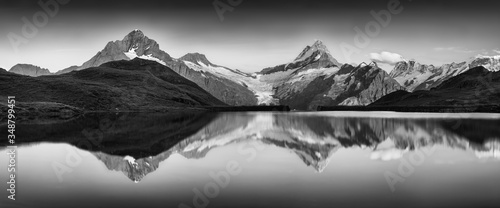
[1, 0, 499, 208]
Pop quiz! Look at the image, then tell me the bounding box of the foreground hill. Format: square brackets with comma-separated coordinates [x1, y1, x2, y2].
[0, 58, 225, 112]
[372, 66, 500, 107]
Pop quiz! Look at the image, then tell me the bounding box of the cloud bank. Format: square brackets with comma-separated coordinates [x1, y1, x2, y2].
[370, 51, 404, 65]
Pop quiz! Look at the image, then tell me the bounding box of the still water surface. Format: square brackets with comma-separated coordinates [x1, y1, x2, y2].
[1, 112, 499, 208]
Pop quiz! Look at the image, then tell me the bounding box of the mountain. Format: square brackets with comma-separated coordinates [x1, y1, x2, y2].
[0, 58, 225, 111]
[390, 55, 500, 91]
[470, 55, 500, 72]
[260, 40, 340, 74]
[9, 64, 52, 77]
[258, 40, 403, 110]
[179, 53, 274, 104]
[55, 30, 257, 106]
[373, 66, 500, 107]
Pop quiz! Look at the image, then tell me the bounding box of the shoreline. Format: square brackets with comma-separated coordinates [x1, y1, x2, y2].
[316, 105, 500, 113]
[3, 102, 500, 118]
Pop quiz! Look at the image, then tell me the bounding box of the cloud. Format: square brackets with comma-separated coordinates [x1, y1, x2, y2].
[370, 149, 408, 161]
[370, 51, 404, 65]
[433, 47, 477, 53]
[494, 49, 500, 54]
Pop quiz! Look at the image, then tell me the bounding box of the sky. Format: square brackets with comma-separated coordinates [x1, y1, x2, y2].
[1, 0, 500, 73]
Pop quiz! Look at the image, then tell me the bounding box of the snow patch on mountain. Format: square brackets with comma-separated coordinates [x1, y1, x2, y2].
[124, 47, 166, 66]
[183, 60, 275, 104]
[392, 69, 434, 91]
[123, 155, 138, 165]
[287, 67, 339, 84]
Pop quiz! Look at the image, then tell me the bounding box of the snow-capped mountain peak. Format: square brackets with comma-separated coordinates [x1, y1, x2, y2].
[179, 53, 214, 67]
[470, 55, 500, 72]
[389, 53, 500, 92]
[293, 39, 332, 62]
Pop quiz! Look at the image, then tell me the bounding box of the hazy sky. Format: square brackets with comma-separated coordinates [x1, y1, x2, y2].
[1, 0, 500, 73]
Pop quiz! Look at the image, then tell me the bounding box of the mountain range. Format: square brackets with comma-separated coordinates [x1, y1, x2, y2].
[390, 55, 500, 91]
[54, 30, 257, 106]
[3, 29, 500, 110]
[0, 58, 224, 112]
[373, 66, 500, 107]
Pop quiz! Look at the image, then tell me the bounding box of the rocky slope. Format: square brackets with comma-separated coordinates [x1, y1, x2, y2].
[179, 53, 273, 104]
[0, 58, 225, 111]
[259, 41, 403, 110]
[390, 55, 500, 91]
[373, 66, 500, 107]
[9, 64, 52, 77]
[55, 30, 257, 106]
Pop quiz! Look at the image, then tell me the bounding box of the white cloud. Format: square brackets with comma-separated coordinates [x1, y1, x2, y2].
[370, 51, 404, 65]
[433, 47, 477, 53]
[494, 49, 500, 54]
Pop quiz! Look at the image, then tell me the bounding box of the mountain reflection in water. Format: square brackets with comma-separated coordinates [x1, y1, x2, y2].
[2, 112, 499, 183]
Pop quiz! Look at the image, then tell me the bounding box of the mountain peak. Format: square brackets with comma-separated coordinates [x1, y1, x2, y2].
[9, 63, 52, 77]
[310, 39, 330, 53]
[179, 52, 214, 66]
[128, 29, 144, 36]
[290, 40, 339, 65]
[369, 61, 379, 68]
[123, 30, 147, 44]
[312, 39, 325, 47]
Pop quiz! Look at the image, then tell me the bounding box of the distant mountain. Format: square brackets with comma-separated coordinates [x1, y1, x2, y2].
[470, 55, 500, 72]
[373, 66, 500, 106]
[258, 40, 403, 110]
[0, 58, 225, 111]
[260, 40, 340, 74]
[390, 55, 500, 91]
[9, 64, 52, 77]
[55, 30, 257, 106]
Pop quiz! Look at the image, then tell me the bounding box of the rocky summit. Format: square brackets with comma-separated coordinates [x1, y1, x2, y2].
[9, 64, 52, 77]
